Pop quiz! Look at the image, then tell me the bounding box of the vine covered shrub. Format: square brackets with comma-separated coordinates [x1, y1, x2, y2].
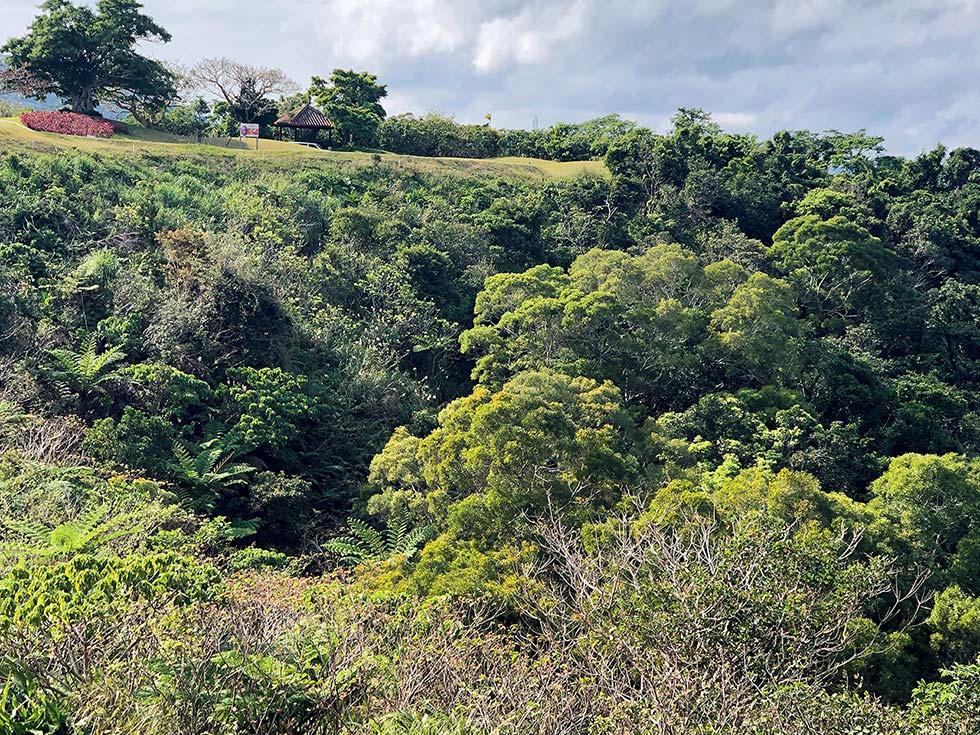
[20, 111, 118, 137]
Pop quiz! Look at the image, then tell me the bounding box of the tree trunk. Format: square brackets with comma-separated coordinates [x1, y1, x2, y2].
[71, 88, 96, 115]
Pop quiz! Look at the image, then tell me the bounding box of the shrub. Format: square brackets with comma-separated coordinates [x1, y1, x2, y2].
[227, 546, 290, 572]
[0, 99, 30, 118]
[20, 111, 117, 138]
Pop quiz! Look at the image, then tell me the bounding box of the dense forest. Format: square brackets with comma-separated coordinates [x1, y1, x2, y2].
[6, 109, 980, 733]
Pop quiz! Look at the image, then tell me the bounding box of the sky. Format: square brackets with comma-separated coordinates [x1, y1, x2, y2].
[4, 0, 980, 155]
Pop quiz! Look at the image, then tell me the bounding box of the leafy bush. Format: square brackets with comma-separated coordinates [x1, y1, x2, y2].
[0, 99, 30, 118]
[0, 666, 67, 735]
[227, 546, 290, 572]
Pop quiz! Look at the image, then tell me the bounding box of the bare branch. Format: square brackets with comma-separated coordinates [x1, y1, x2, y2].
[187, 57, 296, 107]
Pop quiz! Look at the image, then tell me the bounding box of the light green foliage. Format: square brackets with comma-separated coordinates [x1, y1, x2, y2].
[708, 272, 799, 383]
[867, 453, 980, 589]
[365, 427, 429, 521]
[459, 263, 568, 387]
[74, 248, 120, 289]
[412, 370, 638, 536]
[361, 712, 472, 735]
[909, 661, 980, 735]
[770, 212, 896, 320]
[390, 532, 532, 598]
[462, 246, 718, 408]
[0, 667, 67, 735]
[0, 552, 216, 630]
[795, 187, 872, 222]
[928, 586, 980, 665]
[8, 95, 980, 731]
[711, 465, 865, 529]
[226, 546, 290, 572]
[464, 245, 808, 411]
[119, 363, 212, 421]
[0, 502, 146, 563]
[367, 426, 424, 492]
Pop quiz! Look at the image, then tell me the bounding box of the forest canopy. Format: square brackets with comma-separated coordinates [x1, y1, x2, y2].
[5, 109, 980, 733]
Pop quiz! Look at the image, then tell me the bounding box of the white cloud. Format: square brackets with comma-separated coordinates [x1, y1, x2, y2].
[5, 0, 980, 153]
[768, 0, 847, 34]
[473, 0, 589, 73]
[714, 112, 759, 129]
[280, 0, 470, 65]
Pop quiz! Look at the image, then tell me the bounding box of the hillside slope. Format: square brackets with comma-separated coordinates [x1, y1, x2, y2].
[0, 117, 607, 180]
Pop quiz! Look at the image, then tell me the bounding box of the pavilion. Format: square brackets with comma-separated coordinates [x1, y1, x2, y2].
[273, 103, 334, 142]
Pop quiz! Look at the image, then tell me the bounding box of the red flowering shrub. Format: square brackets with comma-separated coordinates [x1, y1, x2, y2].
[20, 111, 117, 138]
[105, 118, 129, 134]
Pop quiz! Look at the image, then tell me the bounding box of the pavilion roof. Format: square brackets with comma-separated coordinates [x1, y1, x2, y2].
[274, 103, 334, 129]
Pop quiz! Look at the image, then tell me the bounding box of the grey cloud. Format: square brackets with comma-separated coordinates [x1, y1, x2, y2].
[4, 0, 980, 153]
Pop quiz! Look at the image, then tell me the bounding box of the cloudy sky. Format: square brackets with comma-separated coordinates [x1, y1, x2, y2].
[4, 0, 980, 154]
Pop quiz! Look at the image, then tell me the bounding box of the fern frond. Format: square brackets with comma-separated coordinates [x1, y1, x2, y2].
[396, 524, 436, 558]
[48, 335, 126, 390]
[171, 444, 195, 477]
[171, 485, 216, 512]
[196, 447, 225, 477]
[67, 503, 112, 537]
[0, 540, 35, 561]
[349, 518, 385, 559]
[387, 507, 411, 551]
[228, 519, 260, 539]
[0, 517, 51, 545]
[322, 537, 370, 563]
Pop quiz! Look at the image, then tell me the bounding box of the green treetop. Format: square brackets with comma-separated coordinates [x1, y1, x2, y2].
[310, 69, 387, 147]
[2, 0, 176, 117]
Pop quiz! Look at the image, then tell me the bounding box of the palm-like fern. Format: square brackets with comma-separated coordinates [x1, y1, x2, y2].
[324, 508, 435, 564]
[169, 440, 252, 511]
[48, 335, 126, 393]
[0, 400, 30, 441]
[0, 504, 143, 562]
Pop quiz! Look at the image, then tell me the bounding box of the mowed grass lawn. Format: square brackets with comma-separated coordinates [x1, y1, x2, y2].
[0, 117, 608, 180]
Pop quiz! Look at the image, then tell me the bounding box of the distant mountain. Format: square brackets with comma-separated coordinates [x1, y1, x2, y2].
[0, 58, 60, 111]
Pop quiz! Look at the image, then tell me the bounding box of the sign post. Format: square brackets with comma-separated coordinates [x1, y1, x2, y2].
[239, 123, 260, 150]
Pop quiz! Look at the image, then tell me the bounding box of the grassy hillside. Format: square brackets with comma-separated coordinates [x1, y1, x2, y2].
[0, 117, 607, 180]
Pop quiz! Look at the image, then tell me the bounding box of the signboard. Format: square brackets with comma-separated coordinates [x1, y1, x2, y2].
[239, 123, 260, 138]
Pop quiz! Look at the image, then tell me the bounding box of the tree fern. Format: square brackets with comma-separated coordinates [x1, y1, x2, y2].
[324, 508, 435, 565]
[0, 518, 50, 546]
[169, 439, 252, 511]
[48, 334, 126, 393]
[0, 503, 145, 562]
[0, 400, 30, 440]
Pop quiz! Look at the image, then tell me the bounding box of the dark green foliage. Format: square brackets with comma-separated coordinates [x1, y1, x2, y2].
[9, 107, 980, 732]
[310, 69, 387, 147]
[378, 113, 636, 161]
[2, 0, 176, 117]
[379, 113, 501, 159]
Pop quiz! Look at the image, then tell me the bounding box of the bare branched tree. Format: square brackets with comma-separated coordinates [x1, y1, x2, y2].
[188, 58, 296, 109]
[520, 511, 930, 734]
